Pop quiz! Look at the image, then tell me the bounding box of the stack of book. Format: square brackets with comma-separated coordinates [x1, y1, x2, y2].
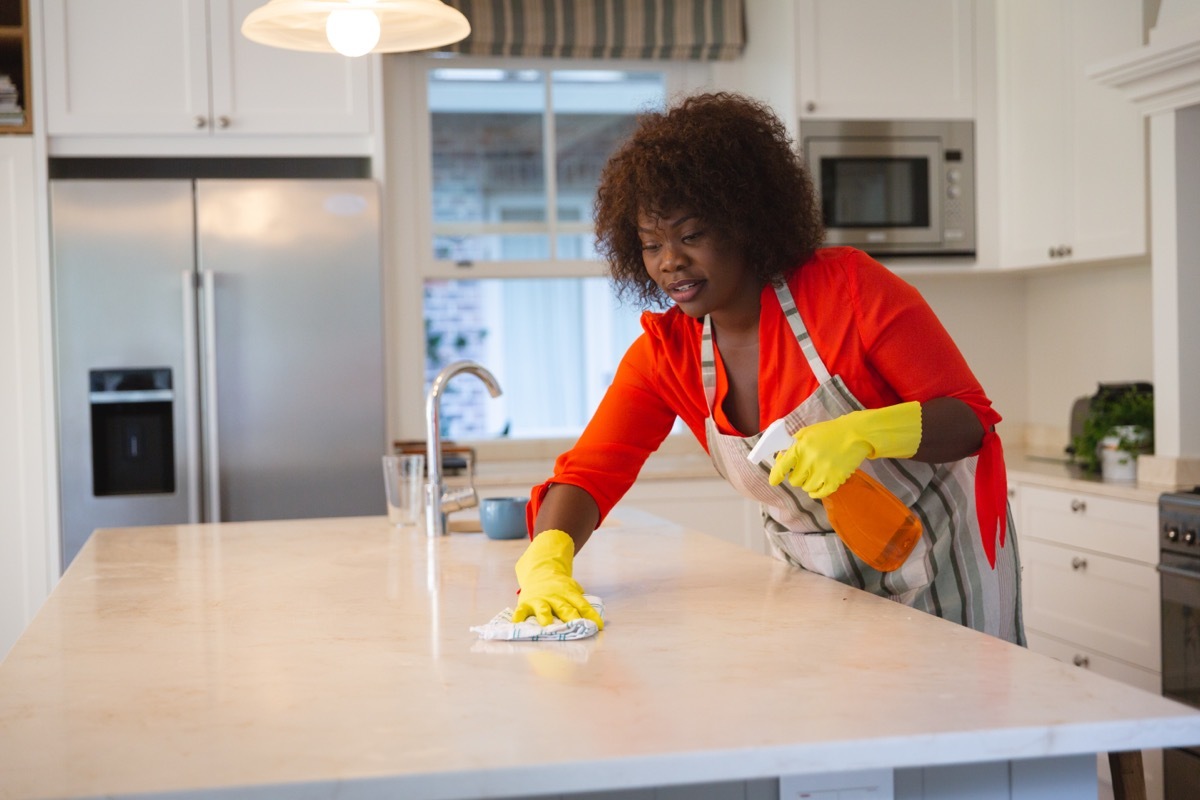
[0, 74, 24, 126]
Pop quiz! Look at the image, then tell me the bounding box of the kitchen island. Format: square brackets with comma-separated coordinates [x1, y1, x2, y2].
[2, 513, 1198, 800]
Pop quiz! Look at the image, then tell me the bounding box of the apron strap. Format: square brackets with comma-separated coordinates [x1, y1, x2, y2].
[772, 283, 833, 385]
[701, 315, 718, 409]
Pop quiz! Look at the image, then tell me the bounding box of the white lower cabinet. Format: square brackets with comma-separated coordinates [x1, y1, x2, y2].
[476, 475, 763, 554]
[1015, 482, 1163, 799]
[618, 478, 764, 554]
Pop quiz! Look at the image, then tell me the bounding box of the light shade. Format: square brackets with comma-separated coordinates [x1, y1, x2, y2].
[242, 0, 470, 56]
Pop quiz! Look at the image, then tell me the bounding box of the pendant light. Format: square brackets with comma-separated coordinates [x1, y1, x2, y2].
[242, 0, 470, 58]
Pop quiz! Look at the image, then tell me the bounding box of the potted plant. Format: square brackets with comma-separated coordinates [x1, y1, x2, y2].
[1071, 385, 1154, 480]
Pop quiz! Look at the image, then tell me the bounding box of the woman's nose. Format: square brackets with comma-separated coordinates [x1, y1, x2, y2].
[659, 242, 686, 271]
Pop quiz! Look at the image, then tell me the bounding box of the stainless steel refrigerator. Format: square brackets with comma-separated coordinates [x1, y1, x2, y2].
[51, 179, 386, 570]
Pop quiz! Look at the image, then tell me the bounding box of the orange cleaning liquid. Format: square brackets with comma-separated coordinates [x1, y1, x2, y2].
[823, 470, 923, 572]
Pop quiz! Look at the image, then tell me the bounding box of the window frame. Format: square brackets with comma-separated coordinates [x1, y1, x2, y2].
[387, 53, 710, 459]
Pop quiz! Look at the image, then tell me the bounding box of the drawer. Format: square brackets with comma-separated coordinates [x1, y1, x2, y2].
[1022, 538, 1161, 671]
[1026, 629, 1160, 694]
[1018, 484, 1157, 564]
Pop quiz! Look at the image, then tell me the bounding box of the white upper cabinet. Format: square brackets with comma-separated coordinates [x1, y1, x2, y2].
[796, 0, 974, 120]
[42, 0, 373, 153]
[994, 0, 1146, 270]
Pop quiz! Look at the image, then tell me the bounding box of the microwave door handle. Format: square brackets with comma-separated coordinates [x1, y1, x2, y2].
[181, 271, 201, 524]
[200, 270, 222, 522]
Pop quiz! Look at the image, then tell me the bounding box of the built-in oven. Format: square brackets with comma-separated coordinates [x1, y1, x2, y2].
[1159, 489, 1200, 797]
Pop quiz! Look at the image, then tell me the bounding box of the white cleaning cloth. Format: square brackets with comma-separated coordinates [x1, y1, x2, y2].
[470, 595, 605, 641]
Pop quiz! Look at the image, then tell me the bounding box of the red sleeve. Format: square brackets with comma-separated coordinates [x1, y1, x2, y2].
[525, 311, 707, 534]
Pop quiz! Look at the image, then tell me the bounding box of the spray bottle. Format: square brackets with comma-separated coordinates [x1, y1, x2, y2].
[748, 417, 922, 572]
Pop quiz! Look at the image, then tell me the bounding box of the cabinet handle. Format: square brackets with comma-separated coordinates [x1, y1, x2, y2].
[1072, 654, 1090, 668]
[217, 115, 231, 129]
[1071, 556, 1088, 571]
[194, 115, 208, 129]
[805, 101, 816, 113]
[1070, 498, 1086, 513]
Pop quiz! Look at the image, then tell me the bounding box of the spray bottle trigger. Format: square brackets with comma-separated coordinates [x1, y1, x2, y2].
[747, 417, 795, 467]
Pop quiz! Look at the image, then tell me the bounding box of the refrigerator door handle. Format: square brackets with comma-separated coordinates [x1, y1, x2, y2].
[200, 269, 222, 522]
[182, 271, 201, 524]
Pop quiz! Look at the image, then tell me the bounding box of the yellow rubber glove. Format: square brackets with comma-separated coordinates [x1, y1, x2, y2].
[511, 529, 604, 630]
[768, 401, 923, 499]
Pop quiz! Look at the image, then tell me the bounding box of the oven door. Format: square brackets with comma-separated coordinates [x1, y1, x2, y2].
[1159, 552, 1200, 798]
[1160, 553, 1200, 708]
[806, 136, 942, 252]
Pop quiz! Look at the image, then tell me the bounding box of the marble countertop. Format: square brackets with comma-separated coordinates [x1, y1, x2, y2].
[1004, 446, 1184, 503]
[2, 513, 1199, 799]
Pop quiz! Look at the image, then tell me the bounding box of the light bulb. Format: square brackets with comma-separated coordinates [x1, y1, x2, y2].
[325, 8, 381, 57]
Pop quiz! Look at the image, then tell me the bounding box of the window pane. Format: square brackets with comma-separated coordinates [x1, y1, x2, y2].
[429, 69, 546, 261]
[552, 70, 663, 228]
[424, 278, 646, 440]
[429, 68, 665, 263]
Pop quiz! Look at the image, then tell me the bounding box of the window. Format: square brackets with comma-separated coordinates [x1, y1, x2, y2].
[416, 61, 692, 441]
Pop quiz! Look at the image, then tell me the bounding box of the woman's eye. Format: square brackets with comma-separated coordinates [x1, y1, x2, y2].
[640, 242, 659, 252]
[682, 231, 703, 244]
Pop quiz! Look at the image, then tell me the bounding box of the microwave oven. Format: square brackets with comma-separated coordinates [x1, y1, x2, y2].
[801, 119, 975, 257]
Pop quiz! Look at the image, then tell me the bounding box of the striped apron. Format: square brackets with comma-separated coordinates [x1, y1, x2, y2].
[703, 283, 1024, 645]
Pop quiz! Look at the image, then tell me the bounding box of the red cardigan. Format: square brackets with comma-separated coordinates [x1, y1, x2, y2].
[529, 247, 1008, 563]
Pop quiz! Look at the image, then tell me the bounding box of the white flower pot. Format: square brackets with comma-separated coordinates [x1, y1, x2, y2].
[1097, 425, 1149, 483]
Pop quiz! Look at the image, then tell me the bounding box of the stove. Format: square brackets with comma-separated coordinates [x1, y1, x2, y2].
[1159, 488, 1200, 797]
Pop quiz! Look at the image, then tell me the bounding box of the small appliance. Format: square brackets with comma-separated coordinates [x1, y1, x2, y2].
[801, 119, 975, 257]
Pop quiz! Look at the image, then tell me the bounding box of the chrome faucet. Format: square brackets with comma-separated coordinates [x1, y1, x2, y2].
[425, 360, 503, 537]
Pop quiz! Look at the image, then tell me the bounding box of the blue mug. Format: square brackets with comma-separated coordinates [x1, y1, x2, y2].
[480, 496, 528, 540]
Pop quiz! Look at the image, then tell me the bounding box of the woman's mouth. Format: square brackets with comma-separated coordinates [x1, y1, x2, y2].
[667, 279, 704, 303]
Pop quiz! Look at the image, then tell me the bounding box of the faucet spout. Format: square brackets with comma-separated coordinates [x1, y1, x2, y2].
[425, 360, 503, 537]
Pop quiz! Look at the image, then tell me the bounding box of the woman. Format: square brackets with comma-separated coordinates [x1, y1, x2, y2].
[512, 91, 1023, 645]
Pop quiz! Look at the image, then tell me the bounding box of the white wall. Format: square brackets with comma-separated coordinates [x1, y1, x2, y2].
[907, 272, 1028, 440]
[1022, 261, 1154, 434]
[911, 262, 1154, 447]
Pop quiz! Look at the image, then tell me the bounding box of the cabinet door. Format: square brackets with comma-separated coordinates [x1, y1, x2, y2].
[1021, 537, 1160, 672]
[796, 0, 974, 119]
[1066, 0, 1145, 265]
[43, 0, 212, 135]
[210, 0, 372, 136]
[996, 0, 1068, 268]
[997, 0, 1145, 269]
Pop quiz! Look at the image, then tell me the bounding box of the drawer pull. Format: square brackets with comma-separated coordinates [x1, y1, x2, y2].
[1072, 654, 1090, 668]
[1070, 499, 1087, 513]
[1071, 557, 1088, 571]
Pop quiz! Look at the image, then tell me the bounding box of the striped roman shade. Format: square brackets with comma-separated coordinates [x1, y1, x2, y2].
[439, 0, 745, 60]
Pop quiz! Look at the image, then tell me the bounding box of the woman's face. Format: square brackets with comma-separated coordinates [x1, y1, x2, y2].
[637, 209, 761, 321]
